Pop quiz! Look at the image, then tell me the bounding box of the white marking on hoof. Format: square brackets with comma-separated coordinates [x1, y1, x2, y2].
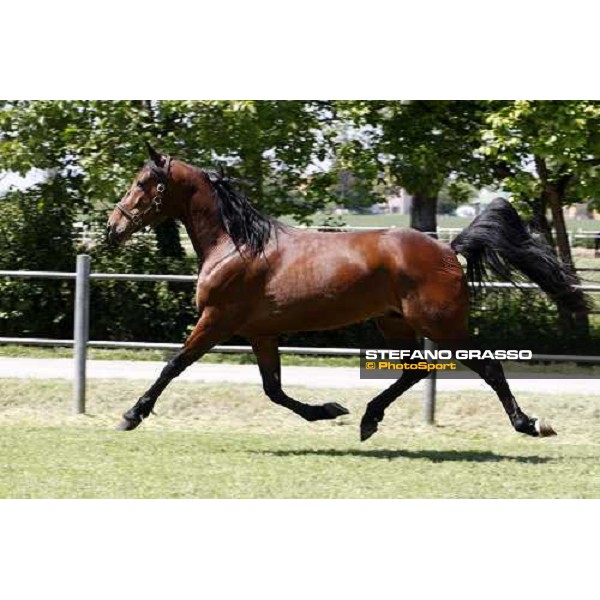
[534, 417, 557, 437]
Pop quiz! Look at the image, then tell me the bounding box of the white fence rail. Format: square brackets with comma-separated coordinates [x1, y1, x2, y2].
[2, 256, 600, 422]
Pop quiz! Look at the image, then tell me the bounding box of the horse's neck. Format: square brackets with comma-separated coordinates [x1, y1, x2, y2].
[180, 187, 228, 265]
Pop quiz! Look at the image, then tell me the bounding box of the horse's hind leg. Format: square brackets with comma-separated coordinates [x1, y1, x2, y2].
[423, 315, 557, 438]
[457, 355, 556, 437]
[397, 270, 556, 438]
[250, 336, 349, 421]
[360, 316, 430, 441]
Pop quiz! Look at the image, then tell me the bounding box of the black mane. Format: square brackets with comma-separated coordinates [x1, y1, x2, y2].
[205, 170, 279, 257]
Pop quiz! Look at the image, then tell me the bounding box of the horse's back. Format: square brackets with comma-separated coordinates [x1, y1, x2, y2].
[236, 226, 466, 335]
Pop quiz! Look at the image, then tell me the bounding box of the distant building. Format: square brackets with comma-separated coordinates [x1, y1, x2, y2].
[564, 202, 596, 220]
[385, 189, 412, 214]
[456, 204, 477, 218]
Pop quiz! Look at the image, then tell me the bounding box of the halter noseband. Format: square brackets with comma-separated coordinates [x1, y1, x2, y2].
[116, 155, 172, 227]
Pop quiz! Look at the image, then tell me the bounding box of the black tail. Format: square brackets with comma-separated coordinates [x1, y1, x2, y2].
[451, 198, 589, 313]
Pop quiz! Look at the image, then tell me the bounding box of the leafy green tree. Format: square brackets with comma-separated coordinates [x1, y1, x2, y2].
[1, 100, 338, 223]
[163, 100, 336, 222]
[478, 100, 600, 269]
[0, 100, 188, 260]
[476, 101, 600, 335]
[0, 179, 76, 336]
[335, 100, 487, 234]
[438, 180, 478, 215]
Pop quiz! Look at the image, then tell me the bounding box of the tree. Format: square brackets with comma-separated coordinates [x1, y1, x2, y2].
[0, 100, 338, 243]
[477, 101, 600, 335]
[335, 100, 487, 234]
[162, 100, 336, 222]
[479, 101, 600, 269]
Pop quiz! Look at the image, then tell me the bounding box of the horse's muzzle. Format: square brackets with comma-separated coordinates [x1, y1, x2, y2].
[106, 222, 126, 247]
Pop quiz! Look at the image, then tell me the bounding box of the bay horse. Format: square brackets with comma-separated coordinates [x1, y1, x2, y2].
[107, 143, 587, 440]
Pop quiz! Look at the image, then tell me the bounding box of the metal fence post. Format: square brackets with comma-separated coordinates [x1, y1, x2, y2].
[423, 337, 437, 425]
[73, 254, 90, 414]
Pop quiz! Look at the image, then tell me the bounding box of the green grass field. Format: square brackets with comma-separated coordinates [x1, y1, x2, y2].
[1, 378, 599, 498]
[0, 344, 359, 367]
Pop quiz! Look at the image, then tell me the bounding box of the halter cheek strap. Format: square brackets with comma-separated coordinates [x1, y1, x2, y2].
[116, 155, 172, 227]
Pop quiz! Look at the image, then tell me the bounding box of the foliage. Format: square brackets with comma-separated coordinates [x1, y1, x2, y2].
[162, 100, 338, 222]
[329, 167, 378, 212]
[333, 100, 488, 232]
[86, 236, 196, 343]
[0, 179, 76, 336]
[478, 100, 600, 206]
[2, 100, 600, 349]
[470, 290, 564, 352]
[334, 101, 486, 192]
[476, 101, 600, 336]
[0, 100, 339, 224]
[438, 180, 478, 215]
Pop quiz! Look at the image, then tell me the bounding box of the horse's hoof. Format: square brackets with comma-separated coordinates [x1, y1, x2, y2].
[360, 415, 378, 442]
[323, 402, 349, 418]
[115, 417, 141, 431]
[534, 418, 557, 437]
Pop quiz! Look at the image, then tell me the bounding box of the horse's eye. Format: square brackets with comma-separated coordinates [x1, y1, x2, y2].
[137, 181, 144, 189]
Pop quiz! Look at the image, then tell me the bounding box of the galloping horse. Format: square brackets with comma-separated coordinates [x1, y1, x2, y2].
[107, 144, 587, 440]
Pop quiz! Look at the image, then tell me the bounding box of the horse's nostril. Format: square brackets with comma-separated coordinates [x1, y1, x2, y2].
[106, 224, 118, 246]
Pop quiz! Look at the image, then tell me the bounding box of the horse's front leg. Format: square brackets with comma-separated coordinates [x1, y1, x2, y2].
[250, 335, 349, 422]
[116, 309, 230, 431]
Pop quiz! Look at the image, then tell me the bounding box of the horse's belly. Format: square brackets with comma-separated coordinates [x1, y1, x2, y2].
[240, 279, 394, 335]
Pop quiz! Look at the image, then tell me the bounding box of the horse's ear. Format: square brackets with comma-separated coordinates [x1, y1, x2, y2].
[145, 141, 165, 167]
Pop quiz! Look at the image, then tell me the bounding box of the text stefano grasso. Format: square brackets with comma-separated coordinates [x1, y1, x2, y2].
[363, 349, 533, 361]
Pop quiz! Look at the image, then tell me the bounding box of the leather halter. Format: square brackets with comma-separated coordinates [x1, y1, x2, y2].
[116, 155, 172, 227]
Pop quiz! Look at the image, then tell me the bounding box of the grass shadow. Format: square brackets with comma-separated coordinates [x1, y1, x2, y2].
[254, 448, 552, 464]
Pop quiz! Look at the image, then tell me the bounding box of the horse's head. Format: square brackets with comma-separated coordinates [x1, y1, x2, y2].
[107, 142, 173, 246]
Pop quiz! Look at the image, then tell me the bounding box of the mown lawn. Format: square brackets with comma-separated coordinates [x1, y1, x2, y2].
[0, 378, 599, 498]
[0, 344, 360, 367]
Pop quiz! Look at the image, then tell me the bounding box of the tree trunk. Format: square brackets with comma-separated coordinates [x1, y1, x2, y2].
[547, 187, 574, 270]
[241, 107, 265, 209]
[548, 186, 589, 339]
[538, 161, 589, 339]
[241, 146, 265, 209]
[529, 195, 555, 249]
[155, 218, 185, 260]
[410, 192, 438, 238]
